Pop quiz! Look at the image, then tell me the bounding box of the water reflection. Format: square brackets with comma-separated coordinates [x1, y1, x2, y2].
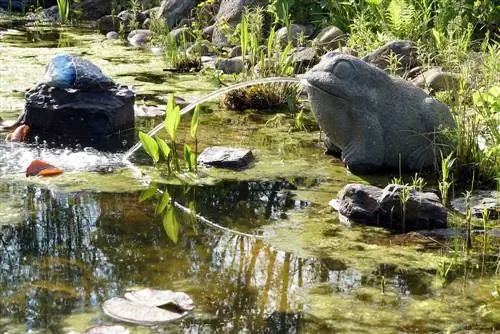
[0, 180, 357, 332]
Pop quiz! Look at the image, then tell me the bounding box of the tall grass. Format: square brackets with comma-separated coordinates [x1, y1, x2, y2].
[57, 0, 71, 24]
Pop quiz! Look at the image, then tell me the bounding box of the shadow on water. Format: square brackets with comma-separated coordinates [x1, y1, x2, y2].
[0, 26, 80, 48]
[0, 178, 347, 333]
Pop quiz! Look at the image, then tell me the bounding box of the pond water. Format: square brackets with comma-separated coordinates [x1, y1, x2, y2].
[0, 17, 499, 333]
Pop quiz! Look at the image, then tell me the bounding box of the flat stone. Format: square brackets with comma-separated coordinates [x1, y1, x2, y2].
[197, 146, 254, 169]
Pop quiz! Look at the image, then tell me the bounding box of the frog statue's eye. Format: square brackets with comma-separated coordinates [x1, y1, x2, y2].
[331, 59, 355, 80]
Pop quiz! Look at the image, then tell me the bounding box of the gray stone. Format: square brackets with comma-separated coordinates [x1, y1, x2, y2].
[412, 68, 460, 91]
[118, 9, 148, 28]
[156, 0, 198, 29]
[212, 0, 268, 46]
[216, 57, 245, 74]
[450, 190, 499, 220]
[127, 29, 152, 47]
[106, 31, 119, 40]
[315, 26, 346, 50]
[362, 40, 419, 76]
[276, 24, 313, 47]
[186, 42, 211, 56]
[302, 53, 455, 173]
[331, 183, 447, 232]
[292, 46, 318, 74]
[198, 146, 254, 169]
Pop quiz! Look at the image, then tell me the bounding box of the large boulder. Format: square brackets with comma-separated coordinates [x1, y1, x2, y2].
[331, 183, 447, 232]
[156, 0, 198, 29]
[302, 53, 456, 173]
[275, 24, 313, 47]
[212, 0, 268, 46]
[17, 55, 135, 151]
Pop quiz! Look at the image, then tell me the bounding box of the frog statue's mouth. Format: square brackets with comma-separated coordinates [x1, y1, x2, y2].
[299, 76, 352, 105]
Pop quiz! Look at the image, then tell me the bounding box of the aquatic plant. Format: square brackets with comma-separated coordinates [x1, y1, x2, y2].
[57, 0, 71, 24]
[438, 152, 455, 206]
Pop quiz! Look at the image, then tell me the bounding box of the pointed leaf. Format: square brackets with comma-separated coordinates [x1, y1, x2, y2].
[163, 205, 179, 244]
[155, 189, 171, 215]
[156, 137, 171, 160]
[139, 185, 158, 202]
[190, 105, 200, 139]
[139, 131, 159, 163]
[165, 95, 181, 142]
[184, 144, 193, 171]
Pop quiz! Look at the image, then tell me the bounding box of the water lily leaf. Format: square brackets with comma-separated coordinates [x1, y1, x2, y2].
[139, 131, 159, 163]
[190, 105, 200, 139]
[84, 325, 129, 334]
[156, 137, 171, 160]
[102, 297, 187, 326]
[163, 205, 179, 243]
[165, 95, 180, 142]
[155, 190, 170, 215]
[139, 185, 158, 202]
[124, 288, 194, 311]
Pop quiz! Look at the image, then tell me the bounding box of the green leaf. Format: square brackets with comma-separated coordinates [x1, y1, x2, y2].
[139, 131, 159, 163]
[365, 0, 381, 5]
[165, 95, 181, 142]
[139, 185, 158, 202]
[155, 189, 170, 215]
[163, 205, 179, 244]
[156, 137, 171, 160]
[190, 105, 200, 139]
[184, 144, 193, 171]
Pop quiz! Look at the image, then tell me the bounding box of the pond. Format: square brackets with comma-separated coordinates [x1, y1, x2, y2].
[0, 18, 498, 333]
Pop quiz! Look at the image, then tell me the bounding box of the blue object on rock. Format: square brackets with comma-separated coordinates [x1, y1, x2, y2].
[43, 54, 115, 91]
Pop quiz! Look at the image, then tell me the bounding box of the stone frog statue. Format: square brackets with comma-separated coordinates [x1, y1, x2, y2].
[302, 53, 456, 173]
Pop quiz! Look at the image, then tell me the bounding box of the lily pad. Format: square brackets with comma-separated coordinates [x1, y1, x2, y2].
[124, 288, 195, 311]
[102, 297, 189, 326]
[85, 325, 129, 334]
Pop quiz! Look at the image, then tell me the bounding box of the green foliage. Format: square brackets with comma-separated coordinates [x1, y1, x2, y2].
[438, 152, 455, 206]
[57, 0, 71, 24]
[155, 189, 171, 215]
[139, 131, 160, 163]
[163, 204, 179, 243]
[190, 105, 200, 139]
[165, 95, 181, 142]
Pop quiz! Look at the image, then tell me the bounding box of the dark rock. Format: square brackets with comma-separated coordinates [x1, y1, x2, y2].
[198, 146, 254, 169]
[412, 68, 460, 91]
[212, 0, 268, 46]
[97, 15, 122, 35]
[156, 0, 198, 29]
[118, 9, 148, 28]
[362, 40, 419, 76]
[302, 53, 455, 172]
[450, 190, 499, 220]
[331, 183, 447, 232]
[74, 0, 111, 21]
[20, 83, 135, 151]
[0, 0, 24, 11]
[228, 45, 242, 58]
[202, 25, 214, 40]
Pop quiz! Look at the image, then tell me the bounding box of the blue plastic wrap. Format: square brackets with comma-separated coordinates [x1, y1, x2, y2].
[43, 55, 115, 91]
